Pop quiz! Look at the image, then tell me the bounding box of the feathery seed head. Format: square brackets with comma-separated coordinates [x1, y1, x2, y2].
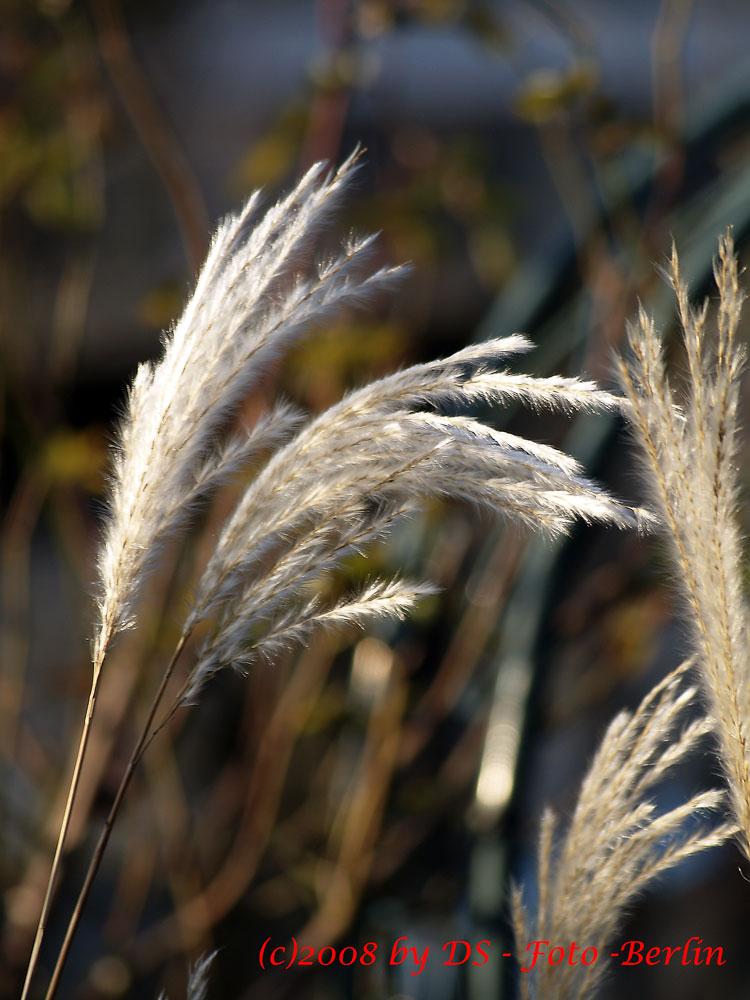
[513, 660, 735, 1000]
[93, 152, 387, 668]
[94, 154, 651, 698]
[619, 232, 750, 860]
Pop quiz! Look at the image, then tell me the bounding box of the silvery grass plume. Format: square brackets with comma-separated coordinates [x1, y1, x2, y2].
[158, 952, 216, 1000]
[512, 661, 736, 1000]
[616, 232, 750, 859]
[97, 151, 653, 692]
[93, 150, 399, 672]
[28, 154, 653, 1000]
[24, 151, 398, 1000]
[180, 337, 654, 701]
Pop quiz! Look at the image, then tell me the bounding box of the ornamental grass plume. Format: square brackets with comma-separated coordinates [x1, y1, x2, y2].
[181, 336, 654, 700]
[159, 952, 216, 1000]
[512, 235, 747, 1000]
[25, 154, 652, 999]
[512, 661, 736, 1000]
[616, 232, 750, 858]
[92, 150, 398, 671]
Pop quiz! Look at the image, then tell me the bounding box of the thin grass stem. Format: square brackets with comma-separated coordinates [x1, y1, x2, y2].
[43, 632, 190, 1000]
[21, 666, 103, 1000]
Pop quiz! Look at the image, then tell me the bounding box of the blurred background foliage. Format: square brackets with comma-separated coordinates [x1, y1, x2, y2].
[2, 0, 750, 998]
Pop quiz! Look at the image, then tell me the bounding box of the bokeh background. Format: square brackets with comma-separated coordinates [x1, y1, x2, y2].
[2, 1, 750, 998]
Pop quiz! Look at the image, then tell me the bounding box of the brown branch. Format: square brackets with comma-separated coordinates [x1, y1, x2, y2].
[91, 0, 210, 275]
